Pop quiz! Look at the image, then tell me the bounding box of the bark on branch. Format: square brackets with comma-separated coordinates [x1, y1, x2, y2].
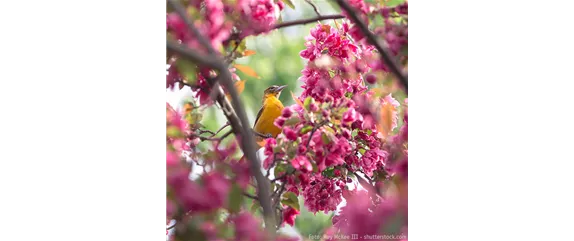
[273, 14, 345, 29]
[167, 0, 276, 233]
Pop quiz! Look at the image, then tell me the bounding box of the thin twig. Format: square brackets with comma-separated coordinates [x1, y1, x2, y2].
[211, 122, 230, 136]
[253, 129, 272, 139]
[305, 0, 321, 16]
[306, 121, 328, 149]
[270, 169, 295, 182]
[200, 129, 216, 136]
[335, 0, 408, 93]
[348, 167, 383, 199]
[265, 153, 279, 178]
[273, 14, 345, 29]
[167, 223, 176, 230]
[219, 130, 233, 141]
[243, 192, 258, 200]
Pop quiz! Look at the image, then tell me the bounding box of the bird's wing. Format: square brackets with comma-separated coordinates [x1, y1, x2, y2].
[253, 105, 265, 128]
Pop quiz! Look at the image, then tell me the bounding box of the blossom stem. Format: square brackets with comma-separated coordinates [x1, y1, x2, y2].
[273, 14, 345, 30]
[335, 0, 408, 93]
[306, 121, 328, 149]
[305, 0, 321, 17]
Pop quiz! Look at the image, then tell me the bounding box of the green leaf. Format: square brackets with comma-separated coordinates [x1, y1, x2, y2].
[284, 117, 300, 126]
[250, 200, 261, 213]
[311, 161, 318, 172]
[303, 97, 313, 110]
[384, 0, 406, 7]
[274, 164, 286, 178]
[228, 184, 243, 214]
[281, 0, 295, 9]
[322, 167, 335, 178]
[281, 192, 300, 211]
[324, 126, 335, 134]
[352, 129, 358, 138]
[175, 58, 198, 83]
[167, 126, 183, 138]
[299, 125, 313, 135]
[359, 148, 366, 155]
[232, 38, 247, 53]
[321, 132, 331, 145]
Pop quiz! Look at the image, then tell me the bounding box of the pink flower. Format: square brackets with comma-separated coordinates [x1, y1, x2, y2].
[274, 117, 286, 127]
[281, 107, 293, 118]
[334, 191, 406, 238]
[282, 206, 300, 226]
[343, 108, 358, 123]
[283, 127, 298, 141]
[264, 138, 277, 156]
[291, 155, 313, 172]
[167, 168, 212, 212]
[203, 172, 231, 207]
[303, 176, 343, 213]
[166, 151, 179, 166]
[239, 0, 280, 35]
[233, 212, 266, 241]
[360, 149, 388, 176]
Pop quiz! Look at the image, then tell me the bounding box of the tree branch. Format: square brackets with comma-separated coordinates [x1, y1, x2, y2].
[167, 1, 276, 231]
[335, 0, 408, 93]
[273, 14, 345, 30]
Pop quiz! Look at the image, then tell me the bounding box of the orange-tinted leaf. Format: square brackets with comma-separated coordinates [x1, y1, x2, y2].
[321, 24, 331, 34]
[183, 102, 193, 116]
[226, 80, 246, 99]
[235, 80, 245, 94]
[377, 101, 397, 137]
[243, 50, 256, 57]
[234, 64, 260, 79]
[291, 91, 303, 107]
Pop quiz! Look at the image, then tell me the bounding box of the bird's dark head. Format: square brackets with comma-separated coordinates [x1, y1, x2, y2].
[263, 85, 287, 97]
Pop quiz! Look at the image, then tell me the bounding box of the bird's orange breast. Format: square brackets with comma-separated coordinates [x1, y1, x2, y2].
[254, 96, 284, 146]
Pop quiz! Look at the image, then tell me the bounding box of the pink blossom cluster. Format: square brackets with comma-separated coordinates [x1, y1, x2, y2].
[237, 0, 283, 36]
[166, 0, 231, 53]
[261, 20, 407, 231]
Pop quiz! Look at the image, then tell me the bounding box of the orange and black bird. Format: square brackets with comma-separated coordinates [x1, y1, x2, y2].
[253, 85, 287, 147]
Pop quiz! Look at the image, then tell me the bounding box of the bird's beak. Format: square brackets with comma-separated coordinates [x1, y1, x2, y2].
[276, 85, 287, 93]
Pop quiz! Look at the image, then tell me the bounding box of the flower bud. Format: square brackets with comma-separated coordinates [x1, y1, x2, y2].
[274, 117, 285, 127]
[281, 107, 292, 118]
[284, 127, 298, 141]
[366, 74, 377, 84]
